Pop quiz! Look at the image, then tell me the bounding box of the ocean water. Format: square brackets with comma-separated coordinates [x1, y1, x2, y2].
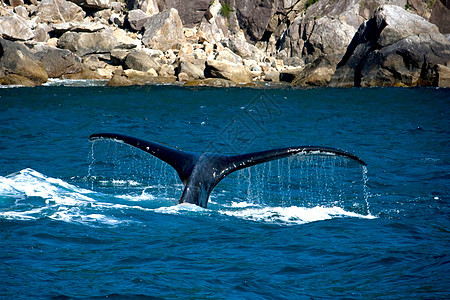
[0, 84, 448, 299]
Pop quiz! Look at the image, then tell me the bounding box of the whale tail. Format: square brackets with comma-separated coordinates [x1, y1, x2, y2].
[89, 133, 366, 208]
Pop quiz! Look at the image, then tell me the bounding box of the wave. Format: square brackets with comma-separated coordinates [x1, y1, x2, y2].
[0, 169, 375, 227]
[43, 78, 109, 87]
[218, 204, 375, 225]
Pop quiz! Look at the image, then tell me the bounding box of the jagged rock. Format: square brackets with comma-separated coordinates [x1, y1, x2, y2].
[62, 67, 107, 79]
[0, 74, 37, 86]
[0, 38, 48, 85]
[292, 56, 335, 86]
[82, 54, 109, 71]
[278, 0, 416, 65]
[192, 48, 208, 60]
[429, 0, 450, 34]
[303, 17, 357, 63]
[434, 64, 450, 87]
[177, 72, 189, 81]
[215, 47, 242, 64]
[142, 8, 185, 51]
[279, 0, 364, 64]
[57, 29, 119, 56]
[234, 0, 279, 41]
[96, 64, 119, 78]
[177, 59, 205, 80]
[205, 59, 253, 84]
[330, 5, 450, 87]
[70, 0, 110, 9]
[93, 8, 113, 25]
[110, 49, 129, 65]
[184, 78, 238, 87]
[127, 9, 150, 31]
[278, 15, 302, 58]
[124, 49, 160, 72]
[125, 68, 157, 77]
[112, 28, 140, 49]
[198, 0, 228, 44]
[222, 33, 262, 60]
[108, 70, 133, 86]
[33, 24, 52, 42]
[264, 69, 280, 82]
[32, 44, 82, 77]
[111, 1, 122, 13]
[158, 64, 175, 77]
[52, 22, 106, 34]
[140, 0, 159, 15]
[0, 14, 34, 41]
[82, 0, 111, 10]
[174, 0, 211, 27]
[107, 69, 176, 86]
[178, 43, 194, 57]
[129, 0, 210, 27]
[14, 6, 28, 18]
[34, 0, 85, 23]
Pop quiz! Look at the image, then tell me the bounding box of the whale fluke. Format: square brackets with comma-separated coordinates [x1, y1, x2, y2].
[89, 133, 366, 208]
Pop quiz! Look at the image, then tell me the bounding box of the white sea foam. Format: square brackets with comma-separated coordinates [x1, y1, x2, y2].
[0, 169, 375, 226]
[154, 203, 205, 214]
[219, 204, 375, 225]
[0, 169, 134, 226]
[115, 191, 155, 201]
[43, 78, 108, 87]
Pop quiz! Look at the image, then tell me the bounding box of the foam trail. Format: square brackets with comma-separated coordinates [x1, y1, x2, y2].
[0, 163, 375, 227]
[219, 204, 375, 225]
[0, 169, 142, 226]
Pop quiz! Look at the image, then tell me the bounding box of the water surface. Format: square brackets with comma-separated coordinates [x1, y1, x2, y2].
[0, 85, 448, 298]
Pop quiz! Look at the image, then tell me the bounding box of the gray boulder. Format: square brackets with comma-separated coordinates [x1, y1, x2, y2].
[124, 49, 160, 72]
[205, 60, 253, 84]
[215, 47, 242, 64]
[57, 30, 119, 56]
[34, 0, 85, 23]
[177, 59, 205, 80]
[127, 0, 210, 27]
[32, 44, 82, 78]
[107, 69, 176, 86]
[0, 74, 37, 86]
[33, 24, 53, 43]
[142, 8, 185, 51]
[279, 0, 366, 63]
[0, 14, 34, 41]
[234, 0, 279, 41]
[82, 0, 111, 9]
[0, 38, 48, 85]
[127, 9, 150, 31]
[198, 0, 229, 44]
[292, 56, 336, 86]
[429, 0, 450, 34]
[222, 34, 263, 60]
[52, 22, 106, 34]
[70, 0, 110, 9]
[110, 49, 129, 65]
[330, 5, 450, 87]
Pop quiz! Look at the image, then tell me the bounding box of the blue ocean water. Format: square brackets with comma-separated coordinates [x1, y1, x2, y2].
[0, 84, 449, 299]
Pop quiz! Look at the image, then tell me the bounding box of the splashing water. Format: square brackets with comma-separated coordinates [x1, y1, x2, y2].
[0, 142, 374, 227]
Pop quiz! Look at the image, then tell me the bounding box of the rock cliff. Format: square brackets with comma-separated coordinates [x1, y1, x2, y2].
[330, 5, 450, 87]
[0, 0, 448, 87]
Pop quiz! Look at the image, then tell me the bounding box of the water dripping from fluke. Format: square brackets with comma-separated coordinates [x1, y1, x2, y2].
[87, 138, 374, 224]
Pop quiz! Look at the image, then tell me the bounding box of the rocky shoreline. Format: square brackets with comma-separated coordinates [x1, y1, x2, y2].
[0, 0, 449, 87]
